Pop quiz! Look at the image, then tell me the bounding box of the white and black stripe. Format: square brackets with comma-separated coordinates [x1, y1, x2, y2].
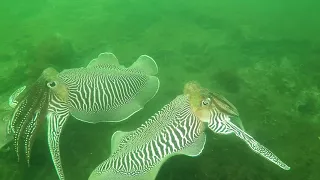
[58, 67, 147, 113]
[94, 95, 205, 176]
[207, 103, 290, 170]
[208, 109, 233, 134]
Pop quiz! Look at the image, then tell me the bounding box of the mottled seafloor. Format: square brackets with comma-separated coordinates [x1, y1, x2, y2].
[0, 0, 320, 180]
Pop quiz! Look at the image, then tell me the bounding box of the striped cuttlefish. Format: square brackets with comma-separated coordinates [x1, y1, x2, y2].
[6, 52, 160, 180]
[89, 81, 290, 180]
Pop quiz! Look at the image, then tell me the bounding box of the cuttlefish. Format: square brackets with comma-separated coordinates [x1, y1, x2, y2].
[7, 52, 160, 180]
[89, 81, 290, 180]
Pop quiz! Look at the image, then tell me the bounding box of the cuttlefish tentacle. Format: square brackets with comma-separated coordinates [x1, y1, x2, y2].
[8, 68, 58, 165]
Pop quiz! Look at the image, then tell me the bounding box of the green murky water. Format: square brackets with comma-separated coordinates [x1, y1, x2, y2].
[0, 0, 320, 179]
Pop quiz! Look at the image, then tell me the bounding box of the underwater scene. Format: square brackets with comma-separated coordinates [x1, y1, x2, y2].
[0, 0, 320, 180]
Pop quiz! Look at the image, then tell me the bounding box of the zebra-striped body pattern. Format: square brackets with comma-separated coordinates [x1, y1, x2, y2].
[91, 95, 205, 179]
[59, 66, 148, 115]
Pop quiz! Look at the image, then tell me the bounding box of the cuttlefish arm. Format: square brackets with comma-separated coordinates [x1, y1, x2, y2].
[46, 71, 70, 180]
[185, 81, 290, 170]
[9, 86, 27, 109]
[8, 71, 51, 165]
[226, 120, 290, 170]
[47, 108, 69, 180]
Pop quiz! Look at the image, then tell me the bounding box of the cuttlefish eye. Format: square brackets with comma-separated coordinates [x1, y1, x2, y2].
[47, 81, 57, 88]
[201, 97, 211, 106]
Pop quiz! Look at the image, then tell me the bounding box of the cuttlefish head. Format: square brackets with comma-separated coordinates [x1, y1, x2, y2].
[183, 81, 241, 128]
[8, 67, 68, 166]
[43, 67, 68, 102]
[183, 81, 291, 171]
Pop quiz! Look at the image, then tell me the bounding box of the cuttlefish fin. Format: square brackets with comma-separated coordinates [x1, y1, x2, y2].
[105, 55, 160, 122]
[87, 52, 120, 68]
[47, 110, 69, 180]
[129, 55, 158, 76]
[227, 121, 290, 170]
[178, 132, 207, 157]
[110, 130, 132, 154]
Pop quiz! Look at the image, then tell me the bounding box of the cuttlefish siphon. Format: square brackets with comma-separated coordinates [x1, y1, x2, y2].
[7, 52, 160, 180]
[89, 81, 290, 180]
